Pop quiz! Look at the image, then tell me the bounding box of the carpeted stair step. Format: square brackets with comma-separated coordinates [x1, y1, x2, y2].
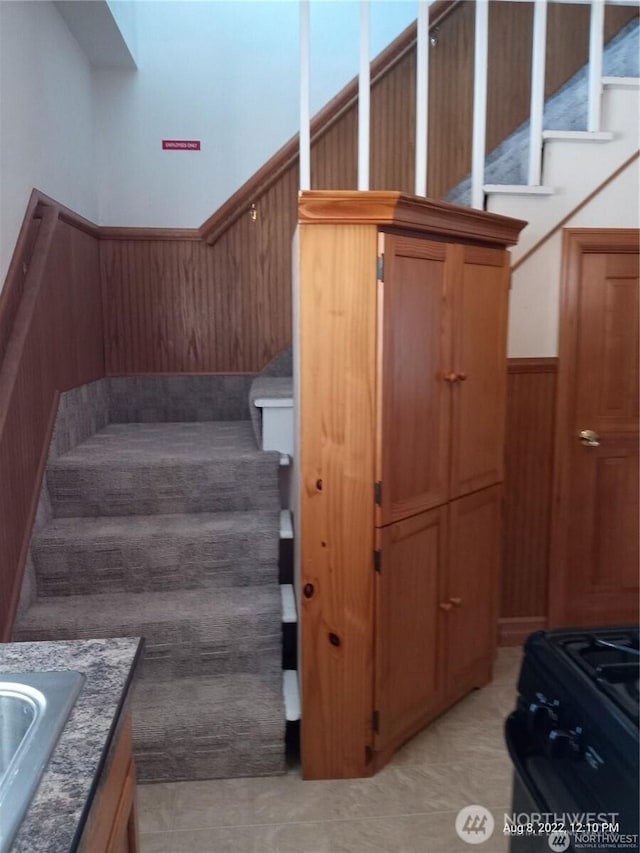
[47, 421, 281, 517]
[132, 672, 286, 781]
[14, 587, 282, 681]
[31, 510, 279, 597]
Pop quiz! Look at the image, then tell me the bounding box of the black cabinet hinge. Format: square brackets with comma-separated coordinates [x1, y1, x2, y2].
[374, 481, 383, 506]
[372, 709, 380, 733]
[377, 254, 384, 282]
[374, 549, 382, 573]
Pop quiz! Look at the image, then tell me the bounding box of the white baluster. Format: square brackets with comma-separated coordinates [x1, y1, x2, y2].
[299, 0, 311, 192]
[358, 0, 370, 191]
[528, 0, 548, 186]
[471, 0, 489, 209]
[588, 0, 605, 132]
[415, 0, 430, 197]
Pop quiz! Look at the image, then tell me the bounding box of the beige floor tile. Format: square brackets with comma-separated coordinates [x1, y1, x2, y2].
[171, 821, 335, 853]
[138, 831, 173, 853]
[329, 809, 510, 853]
[137, 782, 178, 833]
[167, 810, 511, 853]
[172, 777, 255, 830]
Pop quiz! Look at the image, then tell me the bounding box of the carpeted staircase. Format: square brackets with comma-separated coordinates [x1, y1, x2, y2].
[13, 387, 287, 782]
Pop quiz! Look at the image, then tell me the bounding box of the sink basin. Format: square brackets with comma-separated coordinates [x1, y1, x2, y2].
[0, 671, 85, 853]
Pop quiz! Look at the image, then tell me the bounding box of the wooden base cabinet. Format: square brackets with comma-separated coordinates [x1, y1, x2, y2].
[79, 715, 139, 853]
[442, 486, 502, 703]
[373, 486, 502, 766]
[297, 191, 525, 780]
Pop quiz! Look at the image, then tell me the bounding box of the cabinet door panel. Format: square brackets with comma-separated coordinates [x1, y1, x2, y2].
[450, 246, 509, 498]
[377, 234, 452, 525]
[374, 507, 446, 756]
[444, 486, 501, 699]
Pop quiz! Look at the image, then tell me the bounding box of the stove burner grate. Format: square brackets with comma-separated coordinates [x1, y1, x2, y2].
[553, 628, 640, 723]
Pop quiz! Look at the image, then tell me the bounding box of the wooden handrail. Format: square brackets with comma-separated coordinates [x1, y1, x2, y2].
[0, 203, 59, 435]
[199, 0, 461, 246]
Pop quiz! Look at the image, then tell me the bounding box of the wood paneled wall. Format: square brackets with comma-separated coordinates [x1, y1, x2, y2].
[0, 196, 104, 639]
[500, 358, 558, 644]
[101, 166, 298, 374]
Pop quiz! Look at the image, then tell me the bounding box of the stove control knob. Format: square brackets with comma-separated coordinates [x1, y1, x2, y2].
[527, 702, 558, 734]
[545, 728, 580, 759]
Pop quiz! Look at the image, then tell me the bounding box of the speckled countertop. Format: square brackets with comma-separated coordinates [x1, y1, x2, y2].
[0, 637, 143, 853]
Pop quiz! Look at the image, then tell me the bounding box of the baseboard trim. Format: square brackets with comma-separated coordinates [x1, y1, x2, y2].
[498, 616, 548, 647]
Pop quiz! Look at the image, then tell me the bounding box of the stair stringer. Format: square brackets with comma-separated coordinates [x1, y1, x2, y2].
[486, 80, 639, 266]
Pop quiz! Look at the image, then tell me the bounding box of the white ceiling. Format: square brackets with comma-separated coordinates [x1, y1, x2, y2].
[54, 1, 137, 69]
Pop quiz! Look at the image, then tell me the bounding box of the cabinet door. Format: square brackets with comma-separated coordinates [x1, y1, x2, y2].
[374, 506, 446, 757]
[450, 246, 509, 498]
[376, 234, 452, 526]
[443, 486, 501, 700]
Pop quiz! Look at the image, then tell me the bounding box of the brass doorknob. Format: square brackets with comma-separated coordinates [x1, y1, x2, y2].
[579, 429, 600, 447]
[443, 372, 459, 383]
[439, 601, 453, 612]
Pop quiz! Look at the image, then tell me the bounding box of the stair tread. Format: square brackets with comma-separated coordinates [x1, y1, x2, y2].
[34, 510, 280, 541]
[50, 421, 276, 468]
[16, 586, 282, 634]
[133, 671, 285, 727]
[131, 672, 286, 780]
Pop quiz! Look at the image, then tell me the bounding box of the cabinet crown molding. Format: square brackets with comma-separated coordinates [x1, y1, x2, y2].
[298, 191, 527, 248]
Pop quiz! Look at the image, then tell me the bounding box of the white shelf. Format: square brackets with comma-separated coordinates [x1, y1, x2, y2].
[543, 130, 614, 142]
[279, 510, 293, 540]
[484, 184, 554, 195]
[602, 76, 640, 89]
[283, 670, 301, 721]
[281, 584, 297, 623]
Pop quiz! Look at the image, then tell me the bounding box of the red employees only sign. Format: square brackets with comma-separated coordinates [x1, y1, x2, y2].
[162, 140, 201, 151]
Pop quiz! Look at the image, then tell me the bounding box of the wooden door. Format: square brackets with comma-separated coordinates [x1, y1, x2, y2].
[443, 485, 501, 701]
[550, 230, 639, 628]
[449, 245, 510, 499]
[376, 233, 452, 526]
[374, 506, 446, 759]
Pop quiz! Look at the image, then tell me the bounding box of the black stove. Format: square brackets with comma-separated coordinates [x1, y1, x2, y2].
[505, 626, 639, 853]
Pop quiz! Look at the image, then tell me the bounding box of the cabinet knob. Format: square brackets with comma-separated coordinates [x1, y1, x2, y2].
[449, 597, 462, 607]
[444, 372, 467, 383]
[439, 601, 453, 612]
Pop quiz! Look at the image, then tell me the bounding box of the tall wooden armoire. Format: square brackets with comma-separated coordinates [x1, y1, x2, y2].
[295, 191, 526, 779]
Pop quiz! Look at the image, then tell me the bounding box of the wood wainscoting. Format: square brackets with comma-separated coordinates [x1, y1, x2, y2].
[100, 164, 297, 375]
[499, 357, 558, 646]
[0, 193, 104, 640]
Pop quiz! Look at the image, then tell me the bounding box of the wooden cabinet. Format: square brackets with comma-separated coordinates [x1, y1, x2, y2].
[297, 190, 525, 780]
[79, 715, 139, 853]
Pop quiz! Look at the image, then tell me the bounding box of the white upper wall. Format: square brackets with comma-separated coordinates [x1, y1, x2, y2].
[0, 0, 97, 288]
[94, 0, 416, 227]
[508, 155, 640, 358]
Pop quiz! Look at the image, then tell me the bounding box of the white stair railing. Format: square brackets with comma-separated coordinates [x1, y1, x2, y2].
[358, 0, 371, 191]
[414, 0, 430, 197]
[299, 0, 310, 191]
[528, 0, 549, 186]
[298, 0, 628, 201]
[588, 0, 605, 132]
[471, 0, 490, 209]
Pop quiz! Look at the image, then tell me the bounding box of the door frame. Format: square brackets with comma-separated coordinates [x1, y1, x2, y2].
[548, 228, 639, 627]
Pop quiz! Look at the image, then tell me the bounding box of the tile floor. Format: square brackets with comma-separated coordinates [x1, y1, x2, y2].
[137, 648, 521, 853]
